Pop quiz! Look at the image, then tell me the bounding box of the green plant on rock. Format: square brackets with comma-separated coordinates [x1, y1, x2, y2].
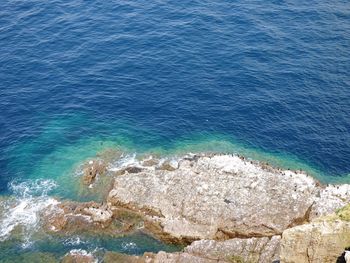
[336, 204, 350, 221]
[226, 255, 251, 263]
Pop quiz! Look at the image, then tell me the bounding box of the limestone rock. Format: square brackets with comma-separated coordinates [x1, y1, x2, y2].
[142, 156, 160, 167]
[280, 219, 350, 263]
[102, 236, 280, 263]
[158, 159, 179, 171]
[151, 251, 218, 263]
[310, 184, 350, 220]
[83, 204, 113, 224]
[83, 160, 107, 185]
[184, 236, 281, 263]
[103, 252, 148, 263]
[108, 155, 321, 240]
[114, 166, 144, 176]
[35, 153, 350, 263]
[62, 250, 96, 263]
[42, 201, 141, 235]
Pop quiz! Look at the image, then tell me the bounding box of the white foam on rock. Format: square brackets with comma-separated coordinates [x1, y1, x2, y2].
[0, 179, 59, 244]
[121, 241, 138, 252]
[63, 236, 86, 246]
[67, 249, 98, 263]
[108, 153, 140, 171]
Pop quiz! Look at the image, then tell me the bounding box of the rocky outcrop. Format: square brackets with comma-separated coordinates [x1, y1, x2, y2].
[310, 184, 350, 219]
[102, 236, 280, 263]
[183, 236, 281, 263]
[280, 219, 350, 263]
[36, 153, 350, 263]
[107, 154, 350, 242]
[82, 160, 107, 185]
[62, 250, 96, 263]
[42, 201, 142, 236]
[280, 204, 350, 263]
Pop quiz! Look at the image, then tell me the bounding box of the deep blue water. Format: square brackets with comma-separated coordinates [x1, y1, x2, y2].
[0, 0, 350, 259]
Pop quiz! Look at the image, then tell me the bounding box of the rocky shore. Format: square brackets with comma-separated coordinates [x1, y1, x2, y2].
[43, 153, 350, 262]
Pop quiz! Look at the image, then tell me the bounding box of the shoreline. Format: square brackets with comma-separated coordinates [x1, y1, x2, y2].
[1, 151, 350, 262]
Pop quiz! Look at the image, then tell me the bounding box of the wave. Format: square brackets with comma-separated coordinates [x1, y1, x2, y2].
[121, 241, 138, 252]
[107, 153, 181, 172]
[0, 179, 59, 247]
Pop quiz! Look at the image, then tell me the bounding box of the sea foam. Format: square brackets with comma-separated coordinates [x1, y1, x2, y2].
[0, 179, 59, 246]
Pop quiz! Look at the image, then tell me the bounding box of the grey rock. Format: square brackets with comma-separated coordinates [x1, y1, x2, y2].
[184, 236, 281, 263]
[108, 154, 343, 240]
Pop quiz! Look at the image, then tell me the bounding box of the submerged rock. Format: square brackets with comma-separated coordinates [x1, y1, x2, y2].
[114, 166, 144, 176]
[141, 156, 160, 167]
[0, 252, 58, 263]
[96, 148, 123, 163]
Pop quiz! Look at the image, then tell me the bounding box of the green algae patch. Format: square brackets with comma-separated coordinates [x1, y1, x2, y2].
[226, 255, 253, 263]
[315, 204, 350, 223]
[336, 204, 350, 221]
[0, 252, 58, 263]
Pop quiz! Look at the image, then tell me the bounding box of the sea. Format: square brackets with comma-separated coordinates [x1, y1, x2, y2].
[0, 0, 349, 261]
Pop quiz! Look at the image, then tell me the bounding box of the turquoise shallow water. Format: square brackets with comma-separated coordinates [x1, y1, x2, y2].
[1, 118, 335, 261]
[0, 0, 350, 260]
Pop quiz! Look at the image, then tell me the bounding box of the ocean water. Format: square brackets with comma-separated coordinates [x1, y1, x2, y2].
[0, 0, 350, 260]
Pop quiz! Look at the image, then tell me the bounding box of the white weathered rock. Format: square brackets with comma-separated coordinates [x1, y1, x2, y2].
[107, 154, 350, 240]
[83, 205, 113, 223]
[102, 236, 280, 263]
[184, 236, 281, 263]
[62, 249, 97, 263]
[310, 184, 350, 219]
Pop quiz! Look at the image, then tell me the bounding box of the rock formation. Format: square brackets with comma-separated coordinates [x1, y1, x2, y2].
[42, 201, 142, 236]
[280, 219, 350, 263]
[280, 204, 350, 263]
[82, 160, 107, 185]
[108, 154, 350, 242]
[37, 153, 350, 262]
[101, 236, 280, 263]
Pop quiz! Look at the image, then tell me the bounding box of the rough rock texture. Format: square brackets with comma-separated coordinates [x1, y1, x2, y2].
[42, 201, 142, 235]
[280, 219, 350, 263]
[310, 184, 350, 220]
[184, 236, 281, 263]
[83, 159, 107, 185]
[150, 251, 219, 263]
[103, 251, 216, 263]
[62, 250, 96, 263]
[43, 201, 112, 232]
[103, 236, 280, 263]
[107, 154, 350, 242]
[37, 153, 350, 263]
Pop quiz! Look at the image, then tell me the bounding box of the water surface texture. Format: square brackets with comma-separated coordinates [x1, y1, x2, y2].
[0, 0, 350, 260]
